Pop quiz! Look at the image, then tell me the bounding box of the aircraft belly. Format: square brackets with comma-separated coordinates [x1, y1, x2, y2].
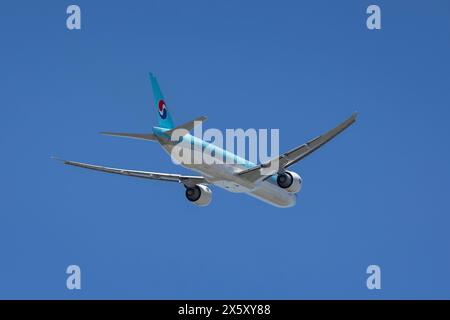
[160, 140, 296, 207]
[248, 182, 297, 208]
[213, 180, 251, 193]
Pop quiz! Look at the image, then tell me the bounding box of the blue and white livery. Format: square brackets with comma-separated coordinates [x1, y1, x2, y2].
[55, 74, 357, 208]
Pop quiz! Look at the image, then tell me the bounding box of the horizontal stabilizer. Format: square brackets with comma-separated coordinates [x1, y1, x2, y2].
[164, 116, 207, 137]
[100, 132, 157, 141]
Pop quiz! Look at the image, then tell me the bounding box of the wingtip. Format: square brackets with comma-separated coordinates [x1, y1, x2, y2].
[99, 131, 119, 136]
[51, 156, 64, 162]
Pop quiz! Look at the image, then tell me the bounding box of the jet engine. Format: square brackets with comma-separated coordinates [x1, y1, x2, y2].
[276, 171, 302, 193]
[185, 184, 212, 206]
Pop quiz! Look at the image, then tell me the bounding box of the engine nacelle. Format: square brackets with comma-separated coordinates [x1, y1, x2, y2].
[276, 171, 302, 193]
[185, 184, 212, 206]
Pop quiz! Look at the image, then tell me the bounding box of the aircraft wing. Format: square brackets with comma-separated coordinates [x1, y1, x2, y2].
[53, 158, 208, 186]
[237, 113, 357, 183]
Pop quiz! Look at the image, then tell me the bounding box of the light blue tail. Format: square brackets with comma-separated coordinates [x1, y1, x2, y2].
[149, 73, 174, 129]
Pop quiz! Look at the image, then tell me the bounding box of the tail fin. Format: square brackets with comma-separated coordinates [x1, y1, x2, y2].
[149, 73, 175, 129]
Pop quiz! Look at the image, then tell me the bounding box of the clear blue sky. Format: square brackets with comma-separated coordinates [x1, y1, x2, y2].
[1, 0, 449, 299]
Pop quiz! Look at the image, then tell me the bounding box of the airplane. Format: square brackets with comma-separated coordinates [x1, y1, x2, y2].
[54, 73, 357, 208]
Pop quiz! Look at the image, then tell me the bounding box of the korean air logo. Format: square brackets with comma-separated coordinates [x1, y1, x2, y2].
[158, 100, 167, 119]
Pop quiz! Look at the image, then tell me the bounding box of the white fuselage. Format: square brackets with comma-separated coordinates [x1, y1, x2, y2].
[158, 133, 297, 208]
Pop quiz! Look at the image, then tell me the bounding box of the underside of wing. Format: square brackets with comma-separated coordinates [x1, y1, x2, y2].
[238, 112, 357, 182]
[53, 157, 207, 187]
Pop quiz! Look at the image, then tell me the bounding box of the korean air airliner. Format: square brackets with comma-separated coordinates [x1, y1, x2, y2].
[54, 73, 356, 208]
